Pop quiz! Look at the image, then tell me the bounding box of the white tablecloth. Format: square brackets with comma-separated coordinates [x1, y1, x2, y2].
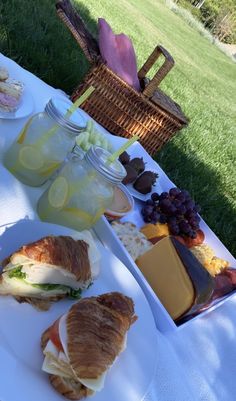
[1, 52, 236, 401]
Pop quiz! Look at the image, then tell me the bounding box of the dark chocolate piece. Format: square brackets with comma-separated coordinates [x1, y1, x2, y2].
[128, 157, 146, 174]
[122, 165, 138, 185]
[133, 171, 158, 194]
[119, 151, 130, 166]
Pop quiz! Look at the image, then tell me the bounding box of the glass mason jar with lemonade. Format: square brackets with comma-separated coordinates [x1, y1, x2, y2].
[4, 98, 86, 186]
[37, 145, 126, 231]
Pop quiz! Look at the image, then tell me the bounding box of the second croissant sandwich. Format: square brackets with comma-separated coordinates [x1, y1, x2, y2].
[0, 231, 100, 307]
[41, 291, 137, 400]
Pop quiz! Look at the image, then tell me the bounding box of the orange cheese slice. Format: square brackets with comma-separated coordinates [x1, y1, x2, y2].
[136, 236, 194, 320]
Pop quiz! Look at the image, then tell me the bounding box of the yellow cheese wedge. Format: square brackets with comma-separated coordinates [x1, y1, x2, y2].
[136, 236, 194, 320]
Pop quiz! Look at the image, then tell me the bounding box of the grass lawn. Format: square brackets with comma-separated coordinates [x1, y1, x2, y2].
[0, 0, 235, 256]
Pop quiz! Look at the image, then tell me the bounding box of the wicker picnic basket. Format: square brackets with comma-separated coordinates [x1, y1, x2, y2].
[56, 0, 188, 156]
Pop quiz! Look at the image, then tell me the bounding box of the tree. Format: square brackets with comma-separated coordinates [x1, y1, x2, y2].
[190, 0, 236, 43]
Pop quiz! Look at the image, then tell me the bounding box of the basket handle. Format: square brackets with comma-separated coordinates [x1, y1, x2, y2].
[56, 0, 100, 64]
[138, 45, 175, 97]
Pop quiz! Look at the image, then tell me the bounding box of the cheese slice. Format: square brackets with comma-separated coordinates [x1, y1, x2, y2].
[42, 340, 74, 379]
[21, 262, 88, 289]
[136, 236, 195, 320]
[71, 230, 101, 279]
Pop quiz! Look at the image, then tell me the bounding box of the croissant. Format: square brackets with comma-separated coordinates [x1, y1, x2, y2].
[41, 292, 137, 399]
[0, 233, 100, 310]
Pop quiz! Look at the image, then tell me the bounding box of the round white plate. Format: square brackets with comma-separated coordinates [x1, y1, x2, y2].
[0, 219, 157, 401]
[0, 87, 34, 120]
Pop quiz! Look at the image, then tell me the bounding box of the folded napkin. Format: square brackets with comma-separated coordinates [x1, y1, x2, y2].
[98, 18, 141, 91]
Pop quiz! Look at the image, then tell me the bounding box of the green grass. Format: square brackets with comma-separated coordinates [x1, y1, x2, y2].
[0, 0, 235, 256]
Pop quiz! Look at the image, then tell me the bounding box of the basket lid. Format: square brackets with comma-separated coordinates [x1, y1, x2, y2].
[150, 89, 188, 125]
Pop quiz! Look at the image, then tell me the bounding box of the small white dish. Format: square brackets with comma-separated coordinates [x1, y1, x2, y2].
[0, 87, 34, 120]
[105, 184, 134, 221]
[126, 179, 164, 202]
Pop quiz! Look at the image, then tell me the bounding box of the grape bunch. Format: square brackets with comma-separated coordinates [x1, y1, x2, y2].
[141, 187, 201, 239]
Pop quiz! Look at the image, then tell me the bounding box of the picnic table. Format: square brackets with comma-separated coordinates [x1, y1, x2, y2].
[0, 52, 236, 401]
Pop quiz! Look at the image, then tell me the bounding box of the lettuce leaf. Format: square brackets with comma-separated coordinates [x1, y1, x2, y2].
[8, 265, 26, 279]
[8, 266, 81, 299]
[32, 283, 81, 299]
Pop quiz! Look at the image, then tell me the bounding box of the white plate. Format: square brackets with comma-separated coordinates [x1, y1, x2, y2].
[0, 87, 34, 120]
[126, 179, 163, 202]
[0, 219, 157, 401]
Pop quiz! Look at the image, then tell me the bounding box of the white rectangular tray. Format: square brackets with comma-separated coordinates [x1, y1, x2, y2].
[92, 142, 236, 332]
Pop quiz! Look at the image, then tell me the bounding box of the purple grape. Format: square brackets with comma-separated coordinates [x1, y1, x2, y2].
[179, 220, 191, 234]
[144, 215, 152, 223]
[176, 204, 187, 215]
[189, 216, 197, 225]
[168, 204, 177, 216]
[159, 214, 167, 224]
[173, 199, 182, 208]
[145, 205, 154, 216]
[151, 211, 160, 224]
[146, 199, 155, 206]
[169, 187, 181, 198]
[159, 192, 169, 200]
[168, 216, 177, 224]
[184, 200, 195, 211]
[159, 198, 172, 210]
[188, 211, 198, 219]
[141, 206, 153, 218]
[176, 192, 186, 203]
[169, 223, 180, 235]
[185, 210, 195, 219]
[189, 218, 199, 229]
[151, 192, 159, 202]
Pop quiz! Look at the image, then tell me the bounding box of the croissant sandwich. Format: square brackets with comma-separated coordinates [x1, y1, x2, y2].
[0, 231, 100, 308]
[41, 292, 137, 400]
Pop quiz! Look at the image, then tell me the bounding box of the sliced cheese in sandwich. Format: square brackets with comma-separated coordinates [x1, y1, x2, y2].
[71, 230, 100, 279]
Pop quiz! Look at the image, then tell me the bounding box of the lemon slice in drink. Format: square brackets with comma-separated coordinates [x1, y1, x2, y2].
[48, 176, 69, 208]
[63, 207, 93, 224]
[19, 145, 44, 170]
[41, 161, 61, 176]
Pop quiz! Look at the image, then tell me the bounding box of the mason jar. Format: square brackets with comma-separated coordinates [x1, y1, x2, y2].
[37, 145, 127, 231]
[3, 97, 86, 186]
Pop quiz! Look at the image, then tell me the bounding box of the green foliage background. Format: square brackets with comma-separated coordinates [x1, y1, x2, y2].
[180, 0, 236, 43]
